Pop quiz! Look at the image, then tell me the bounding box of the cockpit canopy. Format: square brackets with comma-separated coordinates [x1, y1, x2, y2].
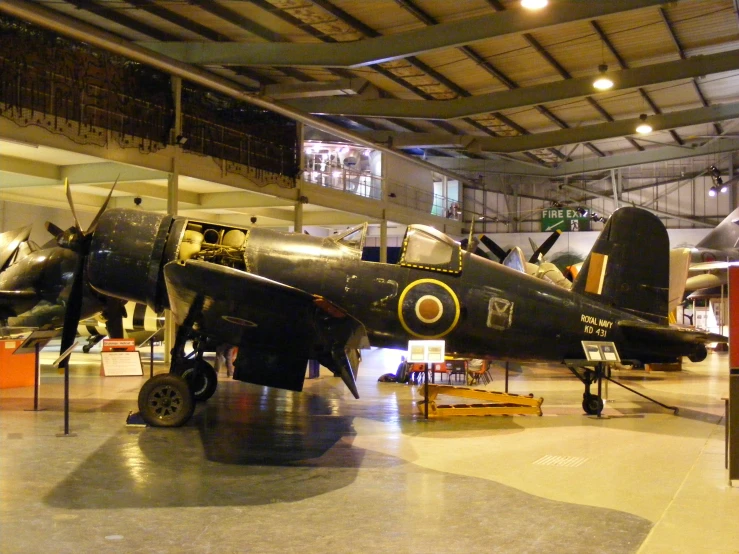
[399, 225, 462, 274]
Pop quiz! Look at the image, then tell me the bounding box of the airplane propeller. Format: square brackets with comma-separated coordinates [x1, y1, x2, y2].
[478, 235, 508, 262]
[528, 230, 562, 264]
[53, 177, 119, 364]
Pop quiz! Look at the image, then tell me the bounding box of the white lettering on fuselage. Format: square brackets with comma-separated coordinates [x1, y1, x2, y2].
[580, 314, 613, 338]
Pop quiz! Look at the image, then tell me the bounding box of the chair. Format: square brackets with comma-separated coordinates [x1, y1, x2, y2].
[432, 362, 450, 384]
[467, 360, 492, 386]
[446, 359, 467, 383]
[407, 363, 427, 385]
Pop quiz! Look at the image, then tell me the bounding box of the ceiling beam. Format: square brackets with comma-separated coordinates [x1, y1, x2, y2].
[60, 162, 167, 184]
[262, 78, 371, 100]
[361, 102, 739, 153]
[552, 137, 739, 176]
[138, 0, 677, 68]
[284, 49, 739, 119]
[0, 155, 60, 180]
[559, 183, 713, 227]
[198, 191, 294, 210]
[0, 0, 475, 188]
[90, 182, 200, 206]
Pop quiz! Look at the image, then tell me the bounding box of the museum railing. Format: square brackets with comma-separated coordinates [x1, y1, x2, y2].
[302, 168, 462, 221]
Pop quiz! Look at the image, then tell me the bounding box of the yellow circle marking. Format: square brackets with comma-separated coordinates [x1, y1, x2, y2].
[397, 279, 461, 339]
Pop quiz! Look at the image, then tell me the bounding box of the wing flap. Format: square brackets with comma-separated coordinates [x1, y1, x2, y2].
[163, 260, 366, 397]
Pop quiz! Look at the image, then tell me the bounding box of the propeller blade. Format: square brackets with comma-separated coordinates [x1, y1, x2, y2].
[45, 221, 64, 239]
[64, 178, 82, 233]
[87, 175, 120, 234]
[103, 297, 126, 339]
[529, 230, 562, 263]
[58, 254, 86, 368]
[479, 235, 508, 262]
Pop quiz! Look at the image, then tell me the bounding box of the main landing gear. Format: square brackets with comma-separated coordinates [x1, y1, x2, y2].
[137, 310, 218, 427]
[566, 360, 679, 417]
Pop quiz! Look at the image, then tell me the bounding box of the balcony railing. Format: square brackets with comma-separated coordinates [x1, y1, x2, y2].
[302, 167, 462, 221]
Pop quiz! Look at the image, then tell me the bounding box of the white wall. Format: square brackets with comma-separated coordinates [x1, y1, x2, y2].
[385, 155, 434, 213]
[0, 201, 93, 245]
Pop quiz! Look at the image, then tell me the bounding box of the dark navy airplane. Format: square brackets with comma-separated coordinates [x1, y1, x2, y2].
[0, 184, 124, 338]
[45, 201, 721, 427]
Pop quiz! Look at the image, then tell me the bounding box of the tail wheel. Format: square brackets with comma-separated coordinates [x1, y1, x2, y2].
[582, 393, 604, 415]
[138, 374, 194, 427]
[180, 359, 218, 402]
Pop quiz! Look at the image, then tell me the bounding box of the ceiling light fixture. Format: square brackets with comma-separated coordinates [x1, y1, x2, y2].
[708, 185, 718, 197]
[521, 0, 548, 10]
[592, 64, 613, 91]
[636, 114, 652, 135]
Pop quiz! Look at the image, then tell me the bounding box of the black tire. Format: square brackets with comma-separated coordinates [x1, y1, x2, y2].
[138, 374, 195, 427]
[582, 393, 604, 415]
[82, 345, 91, 353]
[180, 359, 218, 402]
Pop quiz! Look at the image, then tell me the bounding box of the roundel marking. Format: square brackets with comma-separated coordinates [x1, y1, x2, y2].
[415, 295, 443, 323]
[398, 279, 460, 339]
[222, 315, 258, 328]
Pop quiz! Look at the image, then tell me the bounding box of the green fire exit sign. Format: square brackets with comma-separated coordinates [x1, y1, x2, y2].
[541, 208, 591, 232]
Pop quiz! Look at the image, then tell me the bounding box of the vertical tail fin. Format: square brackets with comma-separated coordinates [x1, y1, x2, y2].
[573, 207, 669, 324]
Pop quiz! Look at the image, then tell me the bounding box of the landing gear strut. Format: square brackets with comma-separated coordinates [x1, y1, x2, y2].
[136, 299, 216, 427]
[565, 360, 679, 416]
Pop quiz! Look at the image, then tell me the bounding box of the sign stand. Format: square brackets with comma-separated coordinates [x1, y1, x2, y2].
[52, 341, 78, 437]
[407, 340, 446, 421]
[14, 330, 58, 412]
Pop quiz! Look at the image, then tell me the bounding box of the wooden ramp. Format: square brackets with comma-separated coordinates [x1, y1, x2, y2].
[417, 385, 543, 417]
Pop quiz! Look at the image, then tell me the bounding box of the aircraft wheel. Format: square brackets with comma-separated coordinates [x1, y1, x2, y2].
[82, 345, 91, 353]
[138, 374, 194, 427]
[582, 393, 604, 415]
[180, 359, 218, 402]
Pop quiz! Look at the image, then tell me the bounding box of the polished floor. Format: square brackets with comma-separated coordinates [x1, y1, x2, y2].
[1, 345, 738, 553]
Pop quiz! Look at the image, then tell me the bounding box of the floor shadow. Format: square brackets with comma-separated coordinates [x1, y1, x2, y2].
[44, 389, 402, 509]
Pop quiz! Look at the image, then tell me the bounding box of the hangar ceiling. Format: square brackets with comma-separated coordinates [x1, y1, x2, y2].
[1, 0, 739, 231]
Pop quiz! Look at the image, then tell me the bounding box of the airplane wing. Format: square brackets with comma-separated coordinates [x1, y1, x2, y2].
[0, 225, 32, 272]
[688, 261, 739, 271]
[162, 260, 367, 397]
[618, 320, 727, 344]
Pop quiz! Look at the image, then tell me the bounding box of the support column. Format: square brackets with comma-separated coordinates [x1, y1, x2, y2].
[730, 156, 736, 210]
[380, 212, 388, 263]
[611, 169, 620, 210]
[294, 192, 304, 233]
[164, 76, 182, 366]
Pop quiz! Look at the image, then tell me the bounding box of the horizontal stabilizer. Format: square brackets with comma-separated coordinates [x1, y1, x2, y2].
[0, 289, 37, 302]
[619, 320, 727, 345]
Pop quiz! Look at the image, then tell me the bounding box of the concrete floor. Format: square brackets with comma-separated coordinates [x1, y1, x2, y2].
[1, 346, 738, 553]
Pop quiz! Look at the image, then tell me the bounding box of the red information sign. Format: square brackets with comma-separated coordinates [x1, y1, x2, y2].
[729, 267, 739, 369]
[102, 339, 136, 352]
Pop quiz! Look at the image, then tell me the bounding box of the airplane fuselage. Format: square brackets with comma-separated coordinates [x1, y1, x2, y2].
[249, 244, 653, 363]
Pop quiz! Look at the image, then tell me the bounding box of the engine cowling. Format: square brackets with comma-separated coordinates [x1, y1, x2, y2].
[87, 209, 182, 311]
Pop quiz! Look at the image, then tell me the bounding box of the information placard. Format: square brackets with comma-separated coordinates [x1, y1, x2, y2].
[407, 340, 446, 363]
[101, 351, 143, 376]
[581, 341, 620, 362]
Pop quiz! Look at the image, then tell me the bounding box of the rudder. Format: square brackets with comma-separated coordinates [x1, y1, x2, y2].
[572, 207, 669, 324]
